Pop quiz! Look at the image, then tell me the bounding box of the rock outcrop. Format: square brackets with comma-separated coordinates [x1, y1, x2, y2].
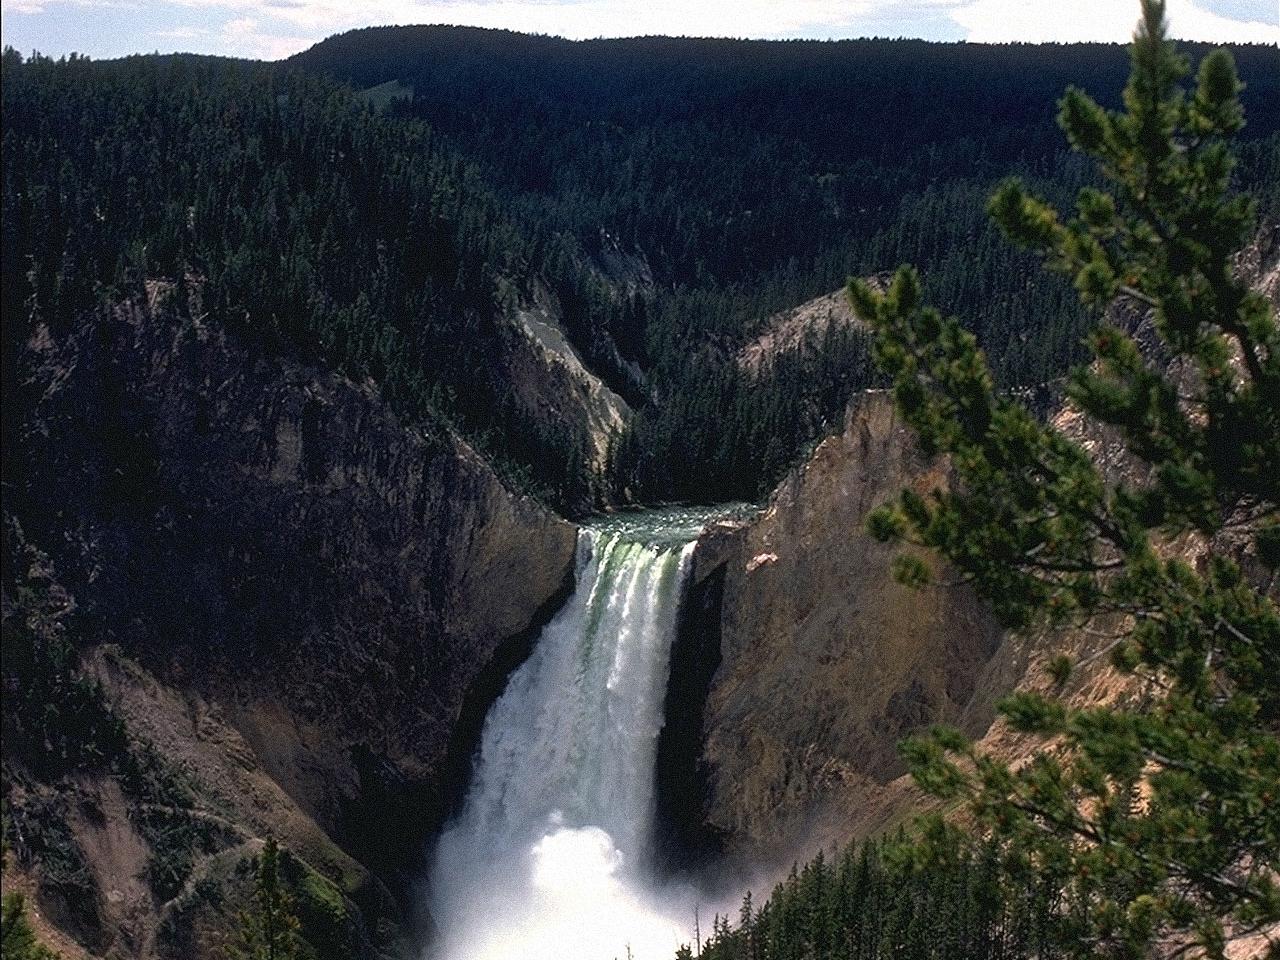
[737, 289, 861, 373]
[497, 281, 631, 470]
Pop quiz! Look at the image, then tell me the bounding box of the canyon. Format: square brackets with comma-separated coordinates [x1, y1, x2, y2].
[1, 277, 993, 957]
[0, 279, 1045, 957]
[10, 221, 1280, 957]
[7, 220, 1277, 957]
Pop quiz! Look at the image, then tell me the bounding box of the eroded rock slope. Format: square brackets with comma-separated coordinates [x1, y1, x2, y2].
[3, 282, 576, 957]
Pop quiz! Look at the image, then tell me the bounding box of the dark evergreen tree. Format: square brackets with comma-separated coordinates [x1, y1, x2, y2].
[227, 837, 302, 960]
[854, 2, 1279, 955]
[1, 893, 59, 960]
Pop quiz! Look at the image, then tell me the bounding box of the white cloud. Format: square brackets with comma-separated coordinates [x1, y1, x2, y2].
[155, 0, 908, 38]
[949, 0, 1280, 43]
[136, 0, 1280, 44]
[222, 14, 256, 34]
[1, 0, 131, 14]
[213, 11, 311, 57]
[0, 0, 951, 44]
[151, 25, 204, 37]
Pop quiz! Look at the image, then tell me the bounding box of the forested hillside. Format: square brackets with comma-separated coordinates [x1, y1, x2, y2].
[4, 37, 1277, 512]
[0, 50, 607, 512]
[293, 29, 1279, 501]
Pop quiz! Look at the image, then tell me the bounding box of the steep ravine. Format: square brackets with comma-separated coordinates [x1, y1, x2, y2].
[497, 280, 632, 471]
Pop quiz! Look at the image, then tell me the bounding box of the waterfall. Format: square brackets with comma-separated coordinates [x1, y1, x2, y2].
[428, 510, 719, 960]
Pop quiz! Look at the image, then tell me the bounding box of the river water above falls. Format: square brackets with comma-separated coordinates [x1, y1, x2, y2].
[427, 507, 740, 960]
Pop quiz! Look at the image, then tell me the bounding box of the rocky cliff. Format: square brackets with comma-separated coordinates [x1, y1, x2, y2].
[678, 394, 1003, 867]
[673, 390, 1167, 882]
[2, 281, 577, 957]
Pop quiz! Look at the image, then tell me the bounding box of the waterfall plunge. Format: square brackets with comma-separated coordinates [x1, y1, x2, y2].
[429, 513, 717, 960]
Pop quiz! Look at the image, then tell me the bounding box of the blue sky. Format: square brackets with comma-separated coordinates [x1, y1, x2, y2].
[2, 0, 1276, 61]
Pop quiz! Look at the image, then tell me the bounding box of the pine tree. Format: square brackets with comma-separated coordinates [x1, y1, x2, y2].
[226, 837, 302, 960]
[1, 894, 59, 960]
[851, 2, 1279, 957]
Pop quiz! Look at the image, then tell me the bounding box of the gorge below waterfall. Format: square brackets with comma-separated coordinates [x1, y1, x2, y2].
[427, 509, 736, 960]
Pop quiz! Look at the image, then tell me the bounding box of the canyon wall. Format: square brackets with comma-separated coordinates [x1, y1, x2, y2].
[3, 283, 577, 957]
[683, 394, 1005, 866]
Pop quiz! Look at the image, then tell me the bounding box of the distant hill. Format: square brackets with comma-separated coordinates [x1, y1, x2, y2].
[291, 29, 1278, 289]
[294, 29, 1279, 500]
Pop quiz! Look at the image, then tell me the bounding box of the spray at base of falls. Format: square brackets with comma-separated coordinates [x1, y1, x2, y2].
[428, 509, 734, 960]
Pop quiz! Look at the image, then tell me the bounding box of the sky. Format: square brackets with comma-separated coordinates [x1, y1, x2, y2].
[1, 0, 1276, 62]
